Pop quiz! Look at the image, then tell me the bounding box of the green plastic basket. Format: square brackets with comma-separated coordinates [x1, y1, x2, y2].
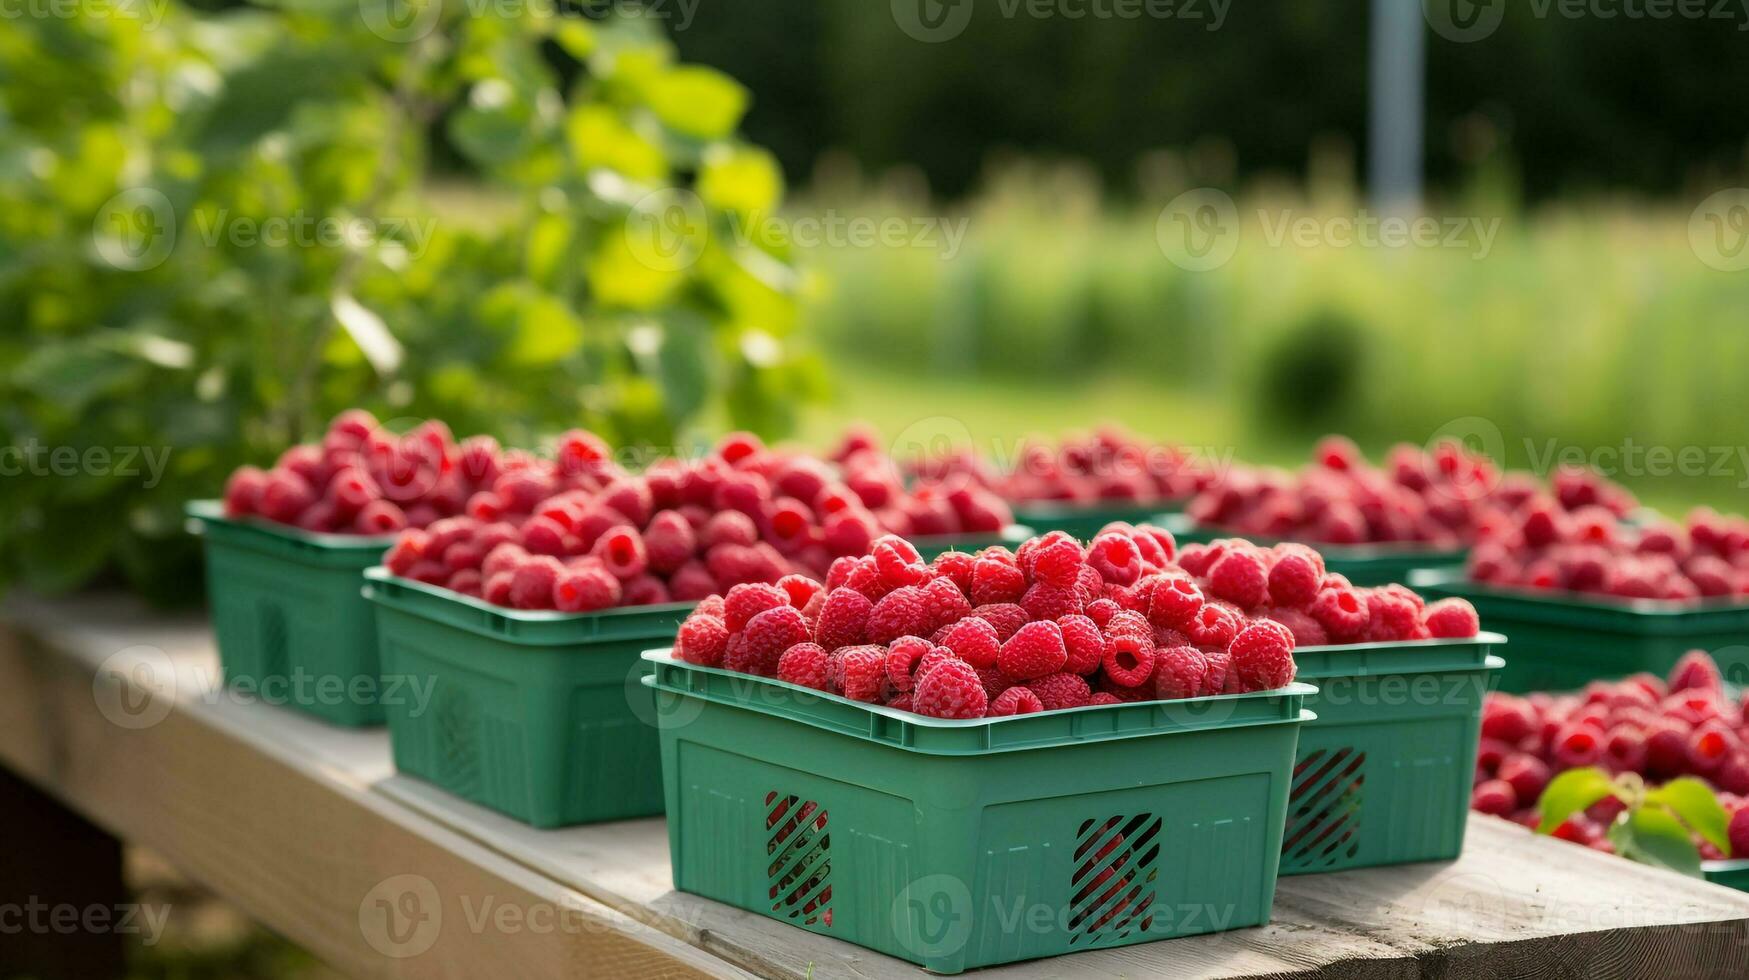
[1705, 860, 1749, 893]
[1411, 567, 1749, 694]
[643, 652, 1314, 974]
[362, 569, 691, 828]
[910, 523, 1034, 560]
[1282, 635, 1506, 875]
[1010, 501, 1189, 540]
[1160, 514, 1468, 587]
[186, 500, 394, 727]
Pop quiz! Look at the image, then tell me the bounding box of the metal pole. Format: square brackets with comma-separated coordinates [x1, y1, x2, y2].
[1369, 0, 1425, 213]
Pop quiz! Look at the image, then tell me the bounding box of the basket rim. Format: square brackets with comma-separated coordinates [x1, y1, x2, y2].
[363, 566, 696, 625]
[186, 499, 401, 552]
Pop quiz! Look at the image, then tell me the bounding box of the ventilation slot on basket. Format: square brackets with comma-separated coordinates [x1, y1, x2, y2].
[765, 792, 831, 927]
[1068, 813, 1161, 946]
[1283, 748, 1366, 870]
[256, 600, 289, 677]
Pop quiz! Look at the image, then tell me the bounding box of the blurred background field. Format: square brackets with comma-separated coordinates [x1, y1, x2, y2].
[7, 1, 1749, 975]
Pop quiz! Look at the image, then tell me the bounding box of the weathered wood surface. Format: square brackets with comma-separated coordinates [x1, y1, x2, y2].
[4, 593, 1749, 979]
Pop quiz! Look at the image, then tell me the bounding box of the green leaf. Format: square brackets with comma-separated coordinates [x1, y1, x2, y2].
[1612, 805, 1704, 878]
[1645, 778, 1731, 853]
[646, 66, 748, 140]
[12, 340, 146, 413]
[1536, 768, 1619, 834]
[697, 145, 783, 215]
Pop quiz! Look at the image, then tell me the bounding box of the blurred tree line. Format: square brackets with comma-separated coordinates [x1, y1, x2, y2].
[668, 1, 1749, 201]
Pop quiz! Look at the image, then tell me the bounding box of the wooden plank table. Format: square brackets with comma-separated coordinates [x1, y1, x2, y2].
[4, 593, 1749, 979]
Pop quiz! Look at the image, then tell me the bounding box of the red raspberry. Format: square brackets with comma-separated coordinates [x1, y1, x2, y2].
[872, 535, 930, 588]
[1366, 588, 1420, 642]
[1207, 547, 1269, 609]
[1101, 630, 1156, 688]
[1027, 672, 1093, 710]
[1152, 645, 1208, 700]
[1147, 574, 1205, 630]
[813, 587, 872, 649]
[1262, 607, 1327, 647]
[837, 646, 887, 702]
[1228, 621, 1296, 693]
[1076, 565, 1110, 604]
[1422, 598, 1480, 639]
[972, 603, 1029, 642]
[1186, 603, 1239, 649]
[644, 511, 696, 573]
[385, 530, 430, 577]
[1088, 692, 1123, 706]
[867, 586, 931, 645]
[1669, 649, 1723, 694]
[1026, 532, 1086, 589]
[736, 605, 810, 677]
[971, 557, 1026, 605]
[1481, 693, 1537, 743]
[1084, 597, 1120, 629]
[675, 614, 730, 666]
[622, 574, 670, 606]
[1497, 754, 1551, 805]
[1266, 544, 1324, 608]
[939, 617, 1001, 668]
[932, 551, 977, 594]
[1551, 723, 1605, 769]
[999, 621, 1068, 680]
[1689, 721, 1740, 774]
[670, 561, 717, 601]
[974, 665, 1014, 699]
[1020, 582, 1081, 622]
[913, 659, 989, 719]
[1199, 646, 1232, 696]
[1604, 724, 1648, 773]
[701, 510, 759, 549]
[988, 686, 1046, 717]
[1087, 532, 1143, 587]
[920, 576, 973, 633]
[553, 565, 622, 612]
[776, 574, 823, 610]
[1730, 807, 1749, 859]
[842, 558, 889, 601]
[593, 525, 649, 580]
[724, 583, 788, 632]
[1310, 587, 1369, 642]
[885, 636, 934, 692]
[1176, 542, 1216, 577]
[1471, 779, 1517, 817]
[777, 642, 831, 690]
[1057, 615, 1104, 674]
[510, 556, 563, 610]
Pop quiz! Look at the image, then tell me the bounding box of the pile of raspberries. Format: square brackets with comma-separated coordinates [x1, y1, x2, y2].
[672, 527, 1482, 719]
[896, 425, 1218, 508]
[300, 424, 1013, 612]
[1187, 435, 1637, 549]
[222, 410, 511, 535]
[1468, 505, 1749, 603]
[1472, 651, 1749, 861]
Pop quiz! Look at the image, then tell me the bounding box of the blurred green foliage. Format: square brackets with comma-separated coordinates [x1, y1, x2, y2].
[0, 2, 815, 603]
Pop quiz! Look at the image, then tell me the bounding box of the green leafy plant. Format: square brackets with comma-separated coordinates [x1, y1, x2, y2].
[0, 3, 818, 603]
[1537, 768, 1732, 877]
